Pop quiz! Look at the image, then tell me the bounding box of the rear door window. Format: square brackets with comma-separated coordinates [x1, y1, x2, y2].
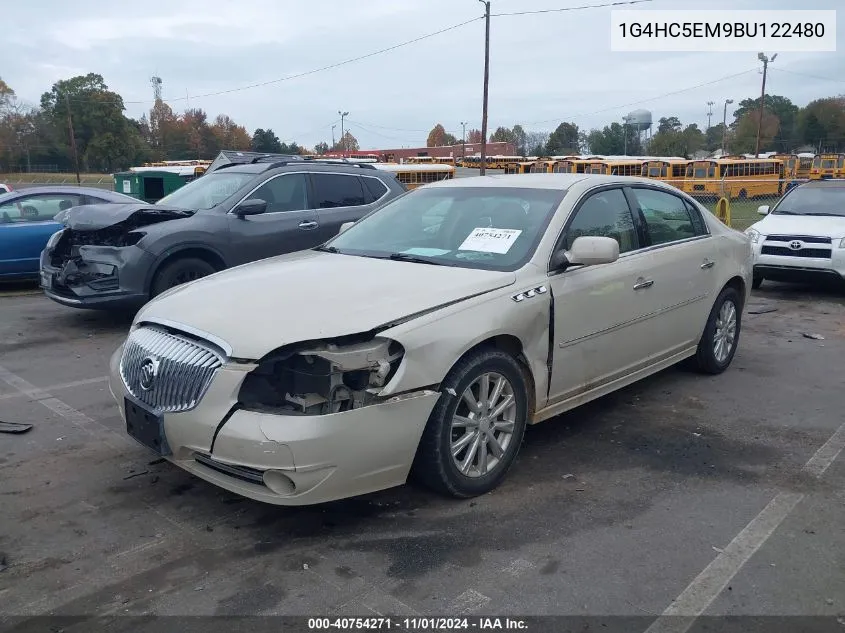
[310, 174, 366, 208]
[361, 177, 388, 204]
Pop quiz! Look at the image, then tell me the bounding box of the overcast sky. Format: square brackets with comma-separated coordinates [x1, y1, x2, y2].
[3, 0, 843, 149]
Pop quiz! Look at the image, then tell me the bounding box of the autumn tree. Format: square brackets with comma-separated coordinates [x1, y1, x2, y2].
[732, 94, 799, 152]
[731, 111, 780, 154]
[313, 141, 329, 154]
[210, 114, 251, 151]
[524, 131, 549, 156]
[466, 129, 482, 144]
[337, 131, 359, 153]
[427, 123, 447, 147]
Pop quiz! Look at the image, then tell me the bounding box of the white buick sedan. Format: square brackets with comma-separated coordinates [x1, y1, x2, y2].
[109, 174, 752, 505]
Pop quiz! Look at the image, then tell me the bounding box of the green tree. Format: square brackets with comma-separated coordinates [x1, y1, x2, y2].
[797, 97, 845, 151]
[251, 128, 283, 153]
[657, 116, 682, 134]
[705, 122, 726, 152]
[443, 133, 458, 145]
[587, 122, 640, 155]
[512, 125, 527, 155]
[313, 141, 329, 155]
[545, 122, 580, 155]
[490, 126, 516, 144]
[40, 73, 147, 171]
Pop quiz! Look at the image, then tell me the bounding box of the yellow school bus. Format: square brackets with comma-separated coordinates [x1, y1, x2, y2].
[406, 156, 434, 165]
[504, 161, 534, 174]
[551, 160, 579, 173]
[772, 153, 802, 179]
[683, 159, 784, 199]
[641, 159, 690, 184]
[809, 153, 845, 179]
[432, 156, 456, 167]
[372, 163, 454, 189]
[529, 159, 555, 173]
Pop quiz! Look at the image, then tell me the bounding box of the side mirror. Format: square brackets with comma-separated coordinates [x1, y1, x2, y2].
[234, 199, 267, 218]
[565, 236, 620, 266]
[338, 221, 354, 234]
[757, 205, 769, 215]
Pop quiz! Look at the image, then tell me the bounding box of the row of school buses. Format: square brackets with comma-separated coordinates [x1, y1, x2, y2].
[492, 152, 844, 200]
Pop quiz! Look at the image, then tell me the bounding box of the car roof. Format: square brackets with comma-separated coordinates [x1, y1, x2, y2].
[424, 173, 667, 190]
[218, 161, 388, 176]
[1, 185, 136, 199]
[798, 179, 845, 188]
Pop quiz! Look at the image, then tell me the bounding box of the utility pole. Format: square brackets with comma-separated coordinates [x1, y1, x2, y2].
[338, 111, 349, 156]
[479, 0, 490, 175]
[64, 93, 81, 184]
[706, 101, 714, 130]
[755, 52, 777, 157]
[721, 99, 734, 156]
[331, 125, 336, 150]
[460, 121, 467, 161]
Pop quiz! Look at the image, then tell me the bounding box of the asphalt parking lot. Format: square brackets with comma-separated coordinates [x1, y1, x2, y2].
[1, 280, 844, 630]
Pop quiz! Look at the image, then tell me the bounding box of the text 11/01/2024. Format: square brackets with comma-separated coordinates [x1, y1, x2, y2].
[610, 9, 836, 52]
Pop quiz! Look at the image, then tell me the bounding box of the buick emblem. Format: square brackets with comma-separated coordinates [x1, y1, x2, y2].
[139, 357, 160, 391]
[789, 240, 802, 250]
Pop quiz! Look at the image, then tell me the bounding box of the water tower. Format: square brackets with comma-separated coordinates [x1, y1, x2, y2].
[625, 109, 653, 142]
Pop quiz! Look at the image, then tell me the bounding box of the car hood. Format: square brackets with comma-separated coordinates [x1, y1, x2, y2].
[58, 203, 194, 231]
[755, 213, 845, 239]
[136, 250, 517, 359]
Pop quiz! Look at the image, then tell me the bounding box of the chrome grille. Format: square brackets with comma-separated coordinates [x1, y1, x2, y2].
[120, 325, 224, 413]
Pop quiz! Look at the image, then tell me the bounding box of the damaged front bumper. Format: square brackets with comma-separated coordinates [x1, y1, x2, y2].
[109, 345, 441, 505]
[40, 234, 154, 310]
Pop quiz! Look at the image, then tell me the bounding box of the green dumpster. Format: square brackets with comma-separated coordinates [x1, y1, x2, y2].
[113, 169, 191, 203]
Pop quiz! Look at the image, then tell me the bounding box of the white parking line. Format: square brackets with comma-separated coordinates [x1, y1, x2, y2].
[644, 422, 845, 633]
[0, 376, 108, 401]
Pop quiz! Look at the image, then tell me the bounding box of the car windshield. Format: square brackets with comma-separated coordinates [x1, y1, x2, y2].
[772, 186, 845, 217]
[323, 186, 565, 272]
[156, 172, 254, 210]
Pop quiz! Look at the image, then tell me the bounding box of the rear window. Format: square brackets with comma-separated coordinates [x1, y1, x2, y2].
[362, 177, 388, 203]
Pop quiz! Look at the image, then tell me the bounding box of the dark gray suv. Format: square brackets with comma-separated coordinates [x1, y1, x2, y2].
[40, 159, 405, 310]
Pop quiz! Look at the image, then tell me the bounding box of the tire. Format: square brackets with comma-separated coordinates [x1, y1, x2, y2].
[752, 275, 764, 290]
[150, 257, 217, 298]
[693, 286, 742, 375]
[412, 348, 529, 498]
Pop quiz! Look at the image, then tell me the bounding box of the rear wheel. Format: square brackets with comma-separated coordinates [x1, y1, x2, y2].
[693, 286, 741, 375]
[151, 257, 217, 298]
[412, 348, 529, 498]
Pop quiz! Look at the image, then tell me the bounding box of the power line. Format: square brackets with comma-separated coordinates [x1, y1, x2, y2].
[113, 16, 483, 105]
[514, 68, 758, 127]
[770, 67, 845, 85]
[491, 0, 652, 17]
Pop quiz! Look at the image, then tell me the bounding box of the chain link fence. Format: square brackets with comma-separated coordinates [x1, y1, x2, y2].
[0, 172, 115, 190]
[660, 178, 804, 232]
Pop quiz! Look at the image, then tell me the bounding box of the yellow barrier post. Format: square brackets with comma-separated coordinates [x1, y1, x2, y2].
[715, 196, 731, 227]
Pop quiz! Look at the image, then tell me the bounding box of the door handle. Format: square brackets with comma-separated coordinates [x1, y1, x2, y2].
[298, 221, 318, 230]
[701, 260, 715, 269]
[633, 279, 654, 290]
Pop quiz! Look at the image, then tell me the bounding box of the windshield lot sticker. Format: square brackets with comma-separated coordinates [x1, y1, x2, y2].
[402, 247, 451, 256]
[459, 228, 522, 254]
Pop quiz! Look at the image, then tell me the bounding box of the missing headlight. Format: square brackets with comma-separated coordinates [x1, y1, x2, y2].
[238, 336, 404, 415]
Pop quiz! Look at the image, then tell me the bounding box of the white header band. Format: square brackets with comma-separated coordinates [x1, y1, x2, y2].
[610, 10, 836, 52]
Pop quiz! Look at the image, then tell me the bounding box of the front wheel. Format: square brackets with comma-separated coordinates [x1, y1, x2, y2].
[412, 348, 529, 498]
[693, 286, 742, 374]
[151, 257, 217, 298]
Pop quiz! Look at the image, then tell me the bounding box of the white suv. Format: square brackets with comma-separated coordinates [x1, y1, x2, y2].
[745, 180, 845, 289]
